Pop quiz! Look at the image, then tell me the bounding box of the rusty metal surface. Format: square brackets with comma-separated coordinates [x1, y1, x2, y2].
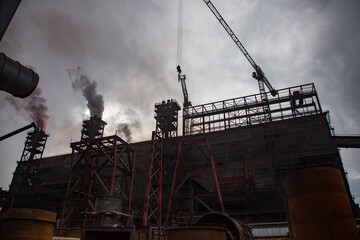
[196, 212, 253, 240]
[285, 167, 360, 240]
[0, 208, 56, 240]
[60, 134, 136, 227]
[4, 207, 56, 222]
[165, 139, 225, 227]
[143, 131, 163, 229]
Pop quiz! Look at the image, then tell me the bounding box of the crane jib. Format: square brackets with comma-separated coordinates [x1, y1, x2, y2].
[203, 0, 277, 96]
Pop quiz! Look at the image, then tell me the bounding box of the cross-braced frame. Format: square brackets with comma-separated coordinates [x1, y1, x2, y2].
[165, 138, 224, 227]
[60, 135, 135, 227]
[142, 131, 163, 231]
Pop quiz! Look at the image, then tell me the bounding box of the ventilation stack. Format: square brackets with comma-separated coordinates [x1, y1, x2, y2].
[154, 99, 181, 139]
[80, 116, 107, 141]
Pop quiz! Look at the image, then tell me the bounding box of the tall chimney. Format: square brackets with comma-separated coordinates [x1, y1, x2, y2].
[81, 116, 107, 141]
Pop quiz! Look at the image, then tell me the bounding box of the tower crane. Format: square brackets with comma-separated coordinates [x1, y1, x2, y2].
[177, 65, 191, 107]
[203, 0, 277, 103]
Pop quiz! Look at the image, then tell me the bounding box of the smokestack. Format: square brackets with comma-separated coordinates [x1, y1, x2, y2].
[81, 116, 107, 141]
[68, 67, 104, 117]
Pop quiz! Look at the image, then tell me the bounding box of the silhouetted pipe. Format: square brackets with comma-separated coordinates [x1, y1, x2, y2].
[0, 52, 39, 98]
[0, 122, 37, 141]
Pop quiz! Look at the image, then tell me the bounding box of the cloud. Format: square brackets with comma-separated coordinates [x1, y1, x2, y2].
[5, 87, 49, 129]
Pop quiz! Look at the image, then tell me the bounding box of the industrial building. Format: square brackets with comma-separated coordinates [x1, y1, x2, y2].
[2, 83, 359, 239]
[1, 0, 360, 239]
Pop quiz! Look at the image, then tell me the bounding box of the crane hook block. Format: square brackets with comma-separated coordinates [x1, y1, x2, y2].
[177, 65, 182, 74]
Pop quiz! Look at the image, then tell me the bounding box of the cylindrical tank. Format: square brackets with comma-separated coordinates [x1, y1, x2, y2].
[0, 52, 39, 98]
[285, 167, 360, 240]
[0, 208, 57, 240]
[92, 196, 123, 227]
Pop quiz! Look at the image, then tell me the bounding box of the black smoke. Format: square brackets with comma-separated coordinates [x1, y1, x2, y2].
[68, 67, 104, 117]
[6, 87, 49, 130]
[117, 120, 140, 143]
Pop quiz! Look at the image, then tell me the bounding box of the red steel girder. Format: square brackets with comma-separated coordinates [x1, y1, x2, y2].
[165, 138, 224, 227]
[59, 135, 135, 227]
[143, 131, 163, 230]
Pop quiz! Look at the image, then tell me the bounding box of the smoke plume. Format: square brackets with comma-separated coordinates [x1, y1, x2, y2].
[117, 120, 140, 143]
[5, 87, 49, 130]
[68, 67, 104, 117]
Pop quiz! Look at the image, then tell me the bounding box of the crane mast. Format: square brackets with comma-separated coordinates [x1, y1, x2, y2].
[177, 65, 191, 108]
[203, 0, 277, 98]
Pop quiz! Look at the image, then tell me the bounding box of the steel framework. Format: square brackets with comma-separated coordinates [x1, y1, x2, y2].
[142, 131, 163, 229]
[59, 135, 135, 227]
[165, 138, 224, 227]
[19, 128, 48, 162]
[154, 99, 181, 139]
[183, 83, 321, 135]
[9, 128, 48, 208]
[81, 116, 107, 141]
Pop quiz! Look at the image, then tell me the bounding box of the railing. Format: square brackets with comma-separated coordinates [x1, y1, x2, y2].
[183, 83, 322, 135]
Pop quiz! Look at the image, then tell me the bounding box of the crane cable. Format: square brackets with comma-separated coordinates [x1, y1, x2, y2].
[177, 0, 183, 66]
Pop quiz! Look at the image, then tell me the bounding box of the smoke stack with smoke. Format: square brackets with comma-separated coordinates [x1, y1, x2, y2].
[68, 67, 104, 117]
[6, 87, 49, 131]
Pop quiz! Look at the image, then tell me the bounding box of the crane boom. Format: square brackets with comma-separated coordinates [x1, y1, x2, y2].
[203, 0, 277, 97]
[177, 65, 191, 107]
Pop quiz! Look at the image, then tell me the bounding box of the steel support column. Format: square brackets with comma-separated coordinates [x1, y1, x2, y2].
[165, 138, 224, 227]
[142, 131, 163, 232]
[59, 135, 135, 227]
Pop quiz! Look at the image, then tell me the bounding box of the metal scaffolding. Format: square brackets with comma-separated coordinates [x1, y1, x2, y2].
[165, 138, 224, 227]
[154, 99, 181, 139]
[183, 83, 322, 135]
[9, 128, 49, 208]
[142, 131, 163, 231]
[60, 135, 136, 227]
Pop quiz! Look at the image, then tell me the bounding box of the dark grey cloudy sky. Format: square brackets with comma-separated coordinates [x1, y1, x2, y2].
[1, 0, 359, 201]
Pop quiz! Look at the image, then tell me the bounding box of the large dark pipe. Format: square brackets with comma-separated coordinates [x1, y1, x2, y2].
[0, 0, 22, 41]
[0, 122, 37, 141]
[0, 52, 39, 98]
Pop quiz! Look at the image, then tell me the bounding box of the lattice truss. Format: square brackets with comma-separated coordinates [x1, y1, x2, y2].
[143, 131, 163, 228]
[165, 139, 224, 227]
[183, 84, 321, 135]
[20, 129, 48, 162]
[60, 135, 135, 227]
[9, 129, 48, 208]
